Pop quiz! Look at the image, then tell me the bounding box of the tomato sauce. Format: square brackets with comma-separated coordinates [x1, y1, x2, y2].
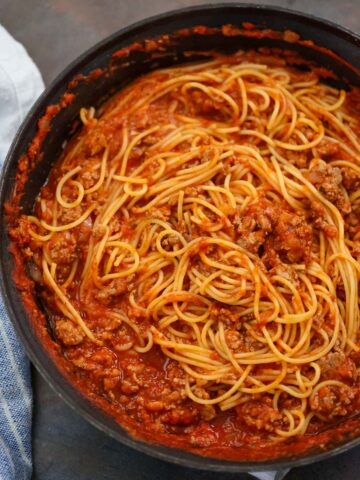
[6, 25, 360, 463]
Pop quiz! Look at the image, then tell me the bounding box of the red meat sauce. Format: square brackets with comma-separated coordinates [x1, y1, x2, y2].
[6, 31, 360, 461]
[9, 233, 360, 461]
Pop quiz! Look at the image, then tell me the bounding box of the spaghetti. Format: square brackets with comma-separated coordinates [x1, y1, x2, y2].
[12, 49, 360, 451]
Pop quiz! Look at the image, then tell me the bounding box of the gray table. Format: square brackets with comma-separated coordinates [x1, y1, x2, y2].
[1, 1, 360, 478]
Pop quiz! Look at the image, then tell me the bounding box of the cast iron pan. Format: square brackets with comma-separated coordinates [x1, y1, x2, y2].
[1, 3, 360, 473]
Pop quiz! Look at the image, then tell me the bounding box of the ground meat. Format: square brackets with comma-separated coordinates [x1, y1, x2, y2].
[237, 231, 265, 254]
[318, 351, 357, 382]
[199, 404, 217, 421]
[76, 223, 92, 245]
[209, 304, 241, 328]
[59, 206, 83, 224]
[146, 206, 171, 221]
[71, 355, 97, 371]
[315, 139, 341, 158]
[350, 350, 360, 368]
[245, 334, 263, 352]
[189, 425, 218, 447]
[70, 348, 118, 372]
[47, 232, 78, 265]
[55, 318, 85, 346]
[307, 160, 351, 214]
[234, 200, 313, 263]
[218, 324, 262, 352]
[90, 348, 116, 368]
[161, 234, 182, 250]
[79, 164, 100, 189]
[310, 385, 356, 419]
[161, 407, 198, 426]
[277, 147, 310, 168]
[121, 357, 145, 376]
[345, 208, 360, 245]
[117, 357, 158, 396]
[189, 90, 227, 121]
[224, 330, 243, 350]
[121, 379, 140, 394]
[108, 215, 122, 235]
[10, 215, 32, 247]
[271, 209, 313, 263]
[95, 275, 135, 304]
[144, 388, 182, 414]
[144, 400, 166, 412]
[237, 203, 272, 234]
[92, 224, 107, 239]
[236, 399, 282, 433]
[103, 376, 120, 392]
[310, 200, 338, 237]
[84, 129, 107, 156]
[341, 167, 360, 193]
[165, 361, 187, 388]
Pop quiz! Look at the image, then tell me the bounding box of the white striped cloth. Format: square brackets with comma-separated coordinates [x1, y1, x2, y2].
[0, 24, 44, 480]
[0, 23, 289, 480]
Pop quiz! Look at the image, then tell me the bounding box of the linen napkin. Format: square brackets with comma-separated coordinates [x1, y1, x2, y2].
[0, 23, 288, 480]
[0, 23, 44, 480]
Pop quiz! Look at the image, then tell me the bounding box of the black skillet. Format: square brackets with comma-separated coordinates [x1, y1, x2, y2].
[1, 4, 360, 473]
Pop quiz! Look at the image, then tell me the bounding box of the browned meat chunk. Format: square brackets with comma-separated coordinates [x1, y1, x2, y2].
[84, 129, 107, 156]
[189, 90, 227, 121]
[47, 232, 78, 265]
[234, 200, 313, 263]
[351, 350, 360, 368]
[307, 160, 351, 214]
[70, 348, 117, 371]
[55, 318, 84, 346]
[10, 215, 32, 247]
[315, 139, 341, 158]
[310, 385, 356, 419]
[165, 361, 187, 388]
[271, 209, 312, 263]
[59, 206, 83, 224]
[103, 376, 120, 392]
[121, 380, 140, 394]
[224, 330, 243, 350]
[146, 206, 171, 221]
[237, 231, 265, 254]
[236, 399, 282, 433]
[209, 304, 240, 326]
[310, 200, 338, 237]
[79, 162, 101, 189]
[199, 404, 216, 421]
[190, 425, 217, 447]
[90, 348, 116, 368]
[341, 167, 360, 193]
[277, 147, 310, 168]
[318, 351, 357, 382]
[237, 203, 272, 234]
[144, 400, 166, 412]
[161, 407, 198, 426]
[95, 275, 135, 304]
